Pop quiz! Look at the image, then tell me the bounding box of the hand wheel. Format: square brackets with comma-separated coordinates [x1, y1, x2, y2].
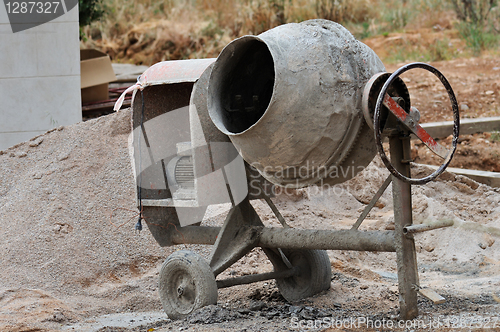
[373, 62, 460, 185]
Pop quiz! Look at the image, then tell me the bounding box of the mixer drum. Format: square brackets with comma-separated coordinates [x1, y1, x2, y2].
[208, 19, 385, 188]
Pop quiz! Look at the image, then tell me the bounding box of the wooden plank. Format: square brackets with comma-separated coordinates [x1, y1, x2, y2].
[420, 116, 500, 139]
[418, 288, 446, 304]
[82, 99, 132, 113]
[420, 164, 500, 187]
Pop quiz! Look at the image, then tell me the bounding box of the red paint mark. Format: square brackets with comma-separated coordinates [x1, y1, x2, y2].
[139, 59, 216, 84]
[383, 94, 448, 158]
[415, 124, 438, 149]
[383, 94, 408, 122]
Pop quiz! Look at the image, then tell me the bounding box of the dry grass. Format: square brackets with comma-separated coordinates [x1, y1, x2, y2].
[363, 28, 465, 63]
[80, 0, 480, 65]
[81, 0, 379, 65]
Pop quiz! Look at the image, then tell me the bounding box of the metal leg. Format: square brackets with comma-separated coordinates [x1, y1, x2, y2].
[208, 198, 263, 276]
[390, 135, 419, 320]
[351, 175, 392, 230]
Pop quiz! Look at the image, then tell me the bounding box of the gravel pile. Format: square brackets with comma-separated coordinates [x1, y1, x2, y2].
[0, 109, 173, 330]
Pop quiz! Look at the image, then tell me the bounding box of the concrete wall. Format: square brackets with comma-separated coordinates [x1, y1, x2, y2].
[0, 4, 81, 150]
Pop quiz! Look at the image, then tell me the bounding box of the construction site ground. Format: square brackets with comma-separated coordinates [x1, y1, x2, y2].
[0, 56, 499, 332]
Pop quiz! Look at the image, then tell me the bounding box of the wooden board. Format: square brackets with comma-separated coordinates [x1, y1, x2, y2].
[420, 164, 500, 188]
[420, 116, 500, 139]
[418, 288, 446, 304]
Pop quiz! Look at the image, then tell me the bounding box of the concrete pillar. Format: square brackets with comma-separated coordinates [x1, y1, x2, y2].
[0, 3, 81, 150]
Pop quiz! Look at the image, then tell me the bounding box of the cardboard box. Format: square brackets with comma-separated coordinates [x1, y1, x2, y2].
[80, 49, 116, 103]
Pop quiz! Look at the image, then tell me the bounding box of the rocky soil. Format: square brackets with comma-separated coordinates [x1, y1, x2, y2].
[1, 103, 499, 331]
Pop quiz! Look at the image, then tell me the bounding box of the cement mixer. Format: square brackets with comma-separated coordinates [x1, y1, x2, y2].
[116, 19, 459, 321]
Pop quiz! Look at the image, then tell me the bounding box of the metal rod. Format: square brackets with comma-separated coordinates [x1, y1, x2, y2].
[351, 175, 392, 230]
[390, 134, 419, 320]
[216, 266, 299, 289]
[403, 219, 454, 235]
[259, 228, 395, 252]
[171, 226, 396, 252]
[263, 195, 290, 228]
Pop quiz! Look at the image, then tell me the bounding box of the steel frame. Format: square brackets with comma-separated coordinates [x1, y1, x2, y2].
[161, 132, 451, 320]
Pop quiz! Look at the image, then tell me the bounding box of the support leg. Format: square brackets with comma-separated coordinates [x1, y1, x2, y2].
[390, 135, 419, 320]
[209, 198, 263, 276]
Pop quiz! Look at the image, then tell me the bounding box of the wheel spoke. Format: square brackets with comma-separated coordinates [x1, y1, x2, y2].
[383, 94, 449, 159]
[412, 124, 449, 159]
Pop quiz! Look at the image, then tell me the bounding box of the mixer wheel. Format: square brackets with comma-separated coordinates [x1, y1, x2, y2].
[373, 62, 460, 184]
[273, 249, 331, 302]
[159, 250, 218, 320]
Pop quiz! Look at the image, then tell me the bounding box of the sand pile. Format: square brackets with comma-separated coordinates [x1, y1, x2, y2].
[0, 109, 499, 331]
[0, 109, 175, 331]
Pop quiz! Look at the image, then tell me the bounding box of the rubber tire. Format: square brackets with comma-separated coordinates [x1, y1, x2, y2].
[274, 249, 331, 302]
[159, 250, 218, 320]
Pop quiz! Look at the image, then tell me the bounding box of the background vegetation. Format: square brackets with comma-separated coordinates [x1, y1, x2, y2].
[79, 0, 105, 39]
[79, 0, 500, 65]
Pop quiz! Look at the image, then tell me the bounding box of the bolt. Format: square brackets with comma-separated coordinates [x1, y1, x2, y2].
[177, 286, 184, 297]
[410, 106, 421, 122]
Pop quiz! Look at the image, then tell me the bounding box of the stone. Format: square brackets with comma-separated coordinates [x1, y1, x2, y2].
[424, 244, 435, 252]
[483, 233, 495, 247]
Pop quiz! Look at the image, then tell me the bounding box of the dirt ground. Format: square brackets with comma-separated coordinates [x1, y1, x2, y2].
[385, 58, 500, 124]
[1, 53, 500, 331]
[385, 57, 500, 173]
